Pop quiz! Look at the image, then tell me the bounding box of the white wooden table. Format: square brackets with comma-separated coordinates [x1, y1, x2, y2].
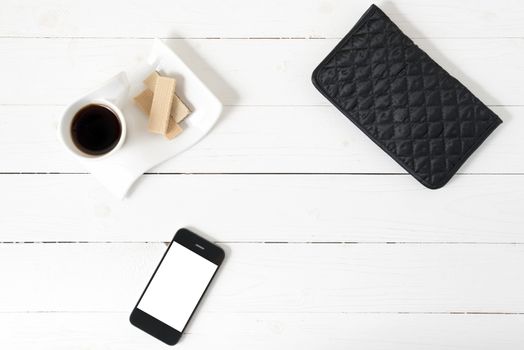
[1, 1, 523, 349]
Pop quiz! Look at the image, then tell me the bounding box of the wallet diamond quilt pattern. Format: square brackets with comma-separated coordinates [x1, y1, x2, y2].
[312, 4, 502, 189]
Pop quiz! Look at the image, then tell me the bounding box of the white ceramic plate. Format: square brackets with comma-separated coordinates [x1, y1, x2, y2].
[59, 39, 222, 198]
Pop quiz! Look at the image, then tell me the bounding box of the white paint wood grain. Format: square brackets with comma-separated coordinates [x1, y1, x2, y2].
[1, 0, 523, 348]
[0, 105, 518, 174]
[0, 38, 521, 106]
[0, 0, 523, 39]
[3, 313, 524, 350]
[1, 243, 524, 313]
[0, 174, 522, 243]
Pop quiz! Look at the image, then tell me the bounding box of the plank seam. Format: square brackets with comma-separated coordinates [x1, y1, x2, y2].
[1, 310, 523, 315]
[0, 172, 523, 176]
[1, 241, 523, 245]
[0, 36, 523, 40]
[0, 103, 522, 107]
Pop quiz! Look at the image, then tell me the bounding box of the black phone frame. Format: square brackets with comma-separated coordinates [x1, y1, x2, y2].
[130, 228, 225, 345]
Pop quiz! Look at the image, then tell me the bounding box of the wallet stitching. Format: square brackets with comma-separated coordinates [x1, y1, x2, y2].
[311, 5, 502, 189]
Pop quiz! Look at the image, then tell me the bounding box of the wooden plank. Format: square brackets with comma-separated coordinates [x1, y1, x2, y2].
[0, 105, 519, 174]
[2, 312, 524, 349]
[0, 1, 523, 38]
[0, 174, 523, 243]
[0, 38, 521, 106]
[1, 243, 524, 313]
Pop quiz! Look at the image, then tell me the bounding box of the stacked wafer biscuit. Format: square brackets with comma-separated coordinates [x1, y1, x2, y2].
[134, 71, 191, 140]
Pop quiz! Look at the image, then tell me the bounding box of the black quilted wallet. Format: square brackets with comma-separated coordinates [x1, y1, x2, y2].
[312, 4, 502, 189]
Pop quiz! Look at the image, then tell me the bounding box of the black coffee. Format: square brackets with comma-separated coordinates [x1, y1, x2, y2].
[71, 104, 122, 155]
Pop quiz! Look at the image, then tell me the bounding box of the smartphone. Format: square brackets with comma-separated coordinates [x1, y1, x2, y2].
[130, 228, 224, 345]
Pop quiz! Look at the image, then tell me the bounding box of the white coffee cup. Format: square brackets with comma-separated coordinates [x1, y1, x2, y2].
[58, 72, 129, 159]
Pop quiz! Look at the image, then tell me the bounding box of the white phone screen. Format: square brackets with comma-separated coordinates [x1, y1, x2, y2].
[137, 242, 218, 331]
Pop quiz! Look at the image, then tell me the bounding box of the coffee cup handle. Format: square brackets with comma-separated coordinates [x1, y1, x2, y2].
[86, 72, 130, 108]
